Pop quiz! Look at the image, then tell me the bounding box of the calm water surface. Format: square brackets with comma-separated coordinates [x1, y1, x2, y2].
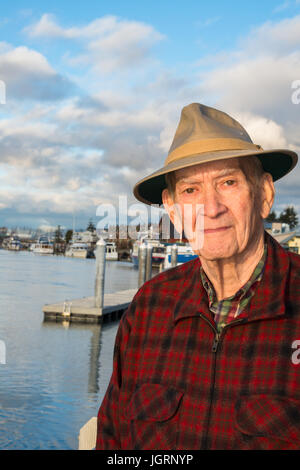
[0, 249, 139, 449]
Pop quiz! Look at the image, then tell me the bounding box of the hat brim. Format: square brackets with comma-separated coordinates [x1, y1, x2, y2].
[133, 148, 298, 205]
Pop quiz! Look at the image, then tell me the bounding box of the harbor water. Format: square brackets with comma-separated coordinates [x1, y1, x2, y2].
[0, 249, 139, 450]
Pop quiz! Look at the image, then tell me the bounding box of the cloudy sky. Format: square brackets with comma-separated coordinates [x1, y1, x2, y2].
[0, 0, 300, 231]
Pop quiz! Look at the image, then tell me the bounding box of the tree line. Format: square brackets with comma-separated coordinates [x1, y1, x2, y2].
[54, 218, 96, 245]
[266, 206, 299, 230]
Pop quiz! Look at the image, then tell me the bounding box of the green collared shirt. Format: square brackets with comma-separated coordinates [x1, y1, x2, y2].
[200, 245, 267, 333]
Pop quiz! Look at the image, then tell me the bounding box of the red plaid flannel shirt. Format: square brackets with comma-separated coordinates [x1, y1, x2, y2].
[96, 233, 300, 450]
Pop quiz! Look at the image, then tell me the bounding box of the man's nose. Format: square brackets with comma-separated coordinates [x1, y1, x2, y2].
[203, 186, 227, 218]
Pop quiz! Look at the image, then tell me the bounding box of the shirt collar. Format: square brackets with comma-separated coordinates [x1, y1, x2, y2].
[200, 244, 267, 304]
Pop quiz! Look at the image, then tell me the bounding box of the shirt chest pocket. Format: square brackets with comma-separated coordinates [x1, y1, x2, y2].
[234, 394, 300, 450]
[124, 383, 184, 450]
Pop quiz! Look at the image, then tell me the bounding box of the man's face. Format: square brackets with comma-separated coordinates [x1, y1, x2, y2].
[163, 158, 271, 261]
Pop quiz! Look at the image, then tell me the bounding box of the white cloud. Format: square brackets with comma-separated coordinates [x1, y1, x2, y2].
[1, 45, 53, 74]
[241, 15, 300, 55]
[25, 14, 119, 40]
[25, 13, 68, 38]
[25, 14, 164, 74]
[233, 112, 288, 149]
[200, 53, 300, 120]
[0, 44, 75, 100]
[197, 16, 300, 120]
[273, 1, 291, 14]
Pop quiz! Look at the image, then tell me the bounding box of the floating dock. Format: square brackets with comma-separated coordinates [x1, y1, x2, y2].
[43, 289, 137, 323]
[43, 238, 161, 325]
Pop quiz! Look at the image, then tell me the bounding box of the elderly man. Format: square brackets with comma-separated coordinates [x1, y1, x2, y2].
[96, 103, 300, 450]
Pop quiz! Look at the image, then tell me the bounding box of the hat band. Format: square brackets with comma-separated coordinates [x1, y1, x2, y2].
[165, 138, 262, 165]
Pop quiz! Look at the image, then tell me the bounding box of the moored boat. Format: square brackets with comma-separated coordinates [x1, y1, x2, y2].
[131, 237, 166, 268]
[31, 236, 54, 255]
[105, 242, 118, 260]
[4, 236, 22, 251]
[65, 242, 90, 258]
[163, 243, 198, 269]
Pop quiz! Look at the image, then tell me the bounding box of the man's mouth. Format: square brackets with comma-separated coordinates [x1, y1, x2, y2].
[204, 226, 231, 234]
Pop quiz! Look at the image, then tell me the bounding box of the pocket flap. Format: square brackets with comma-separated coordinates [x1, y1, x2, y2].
[236, 394, 300, 443]
[125, 383, 183, 422]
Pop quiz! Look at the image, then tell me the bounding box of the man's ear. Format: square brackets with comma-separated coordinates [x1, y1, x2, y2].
[260, 173, 275, 219]
[162, 188, 184, 236]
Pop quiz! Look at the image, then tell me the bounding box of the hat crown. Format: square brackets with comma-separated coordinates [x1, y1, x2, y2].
[169, 103, 253, 156]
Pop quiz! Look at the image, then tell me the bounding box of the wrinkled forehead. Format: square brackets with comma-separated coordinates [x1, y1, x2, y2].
[174, 157, 242, 182]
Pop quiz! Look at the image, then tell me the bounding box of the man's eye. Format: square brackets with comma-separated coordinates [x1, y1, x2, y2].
[224, 179, 236, 186]
[184, 188, 195, 194]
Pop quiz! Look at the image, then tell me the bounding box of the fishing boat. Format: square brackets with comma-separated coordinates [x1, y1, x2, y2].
[65, 242, 91, 259]
[31, 236, 54, 255]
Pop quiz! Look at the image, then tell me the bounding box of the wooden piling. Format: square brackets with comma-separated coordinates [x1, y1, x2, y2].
[138, 243, 147, 288]
[171, 244, 178, 267]
[145, 245, 153, 281]
[94, 239, 106, 310]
